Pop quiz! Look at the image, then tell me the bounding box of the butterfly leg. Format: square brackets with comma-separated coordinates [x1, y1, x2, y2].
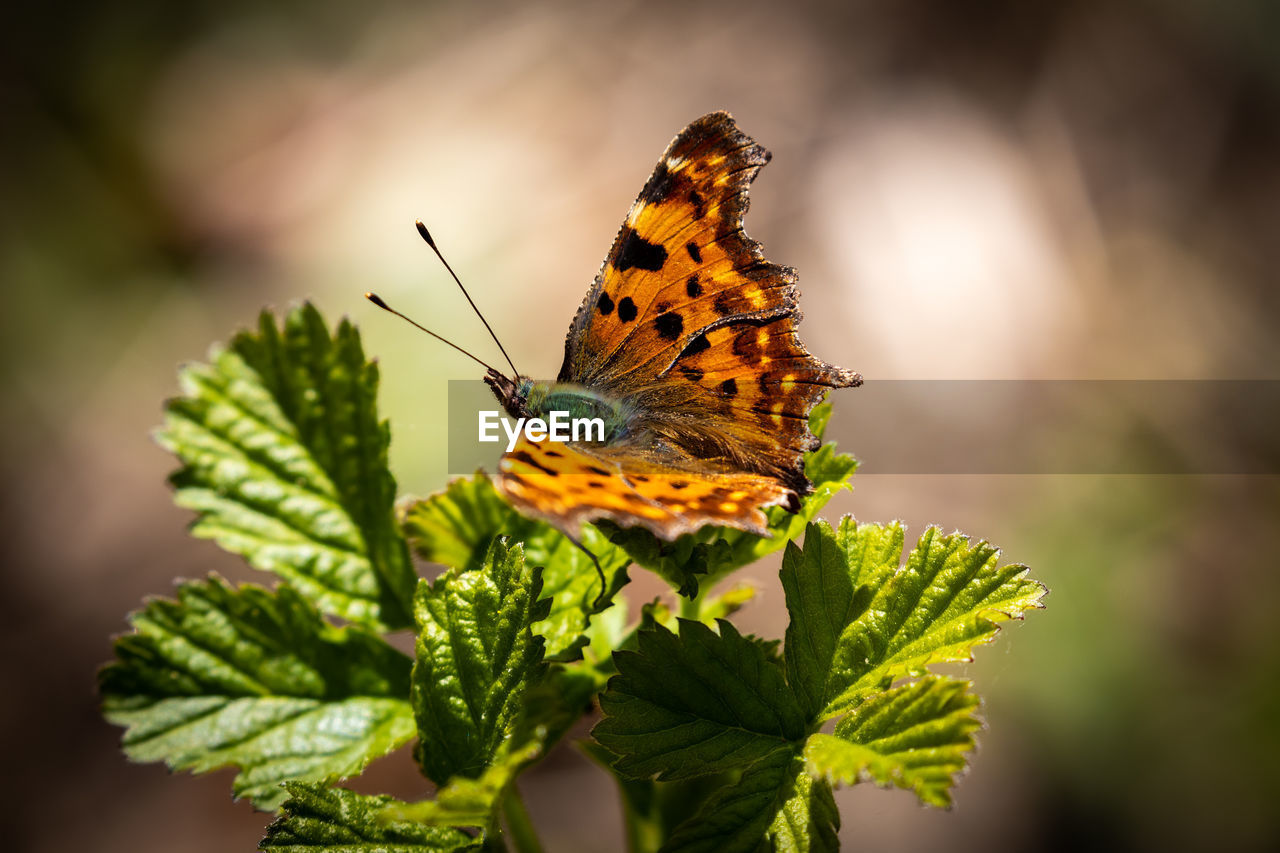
[562, 529, 609, 610]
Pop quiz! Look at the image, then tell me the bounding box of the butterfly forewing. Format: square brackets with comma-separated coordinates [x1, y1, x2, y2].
[559, 112, 790, 387]
[558, 112, 858, 488]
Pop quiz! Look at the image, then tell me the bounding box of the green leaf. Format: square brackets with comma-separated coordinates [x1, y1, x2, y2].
[402, 474, 631, 660]
[384, 664, 595, 829]
[261, 783, 479, 851]
[526, 524, 631, 661]
[411, 538, 550, 785]
[781, 518, 904, 720]
[99, 577, 415, 810]
[158, 303, 416, 631]
[401, 474, 542, 571]
[698, 583, 757, 623]
[606, 402, 858, 598]
[590, 497, 1041, 844]
[597, 528, 731, 599]
[822, 521, 1046, 719]
[613, 586, 757, 657]
[805, 676, 982, 808]
[660, 748, 837, 853]
[807, 400, 836, 442]
[594, 620, 806, 781]
[659, 748, 793, 853]
[581, 594, 631, 670]
[381, 739, 542, 827]
[511, 664, 601, 750]
[766, 758, 840, 853]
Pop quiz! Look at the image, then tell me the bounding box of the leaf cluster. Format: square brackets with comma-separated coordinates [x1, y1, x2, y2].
[100, 304, 1045, 852]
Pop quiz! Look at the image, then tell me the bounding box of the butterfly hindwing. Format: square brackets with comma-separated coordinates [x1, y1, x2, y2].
[497, 436, 792, 539]
[640, 313, 856, 492]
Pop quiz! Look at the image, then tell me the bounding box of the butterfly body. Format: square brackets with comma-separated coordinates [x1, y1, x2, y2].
[486, 112, 861, 541]
[485, 371, 634, 443]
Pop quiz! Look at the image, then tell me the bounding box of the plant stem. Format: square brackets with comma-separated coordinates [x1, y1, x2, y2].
[481, 828, 507, 853]
[678, 593, 701, 621]
[502, 785, 545, 853]
[621, 787, 663, 853]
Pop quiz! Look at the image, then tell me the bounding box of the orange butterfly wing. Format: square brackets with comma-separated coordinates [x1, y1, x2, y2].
[493, 112, 858, 541]
[560, 112, 784, 385]
[498, 436, 793, 540]
[556, 111, 860, 494]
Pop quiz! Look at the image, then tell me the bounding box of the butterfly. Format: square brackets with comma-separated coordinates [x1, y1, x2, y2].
[481, 112, 861, 544]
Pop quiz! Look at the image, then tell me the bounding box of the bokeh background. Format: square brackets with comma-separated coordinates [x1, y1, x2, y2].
[3, 1, 1278, 850]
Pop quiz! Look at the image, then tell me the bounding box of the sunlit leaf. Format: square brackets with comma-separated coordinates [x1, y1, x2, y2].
[158, 304, 415, 630]
[100, 577, 414, 810]
[806, 676, 982, 808]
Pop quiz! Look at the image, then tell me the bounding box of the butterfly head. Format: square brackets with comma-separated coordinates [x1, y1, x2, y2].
[484, 370, 634, 446]
[483, 369, 534, 420]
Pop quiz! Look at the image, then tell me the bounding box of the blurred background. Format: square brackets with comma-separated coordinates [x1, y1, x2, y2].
[3, 0, 1278, 850]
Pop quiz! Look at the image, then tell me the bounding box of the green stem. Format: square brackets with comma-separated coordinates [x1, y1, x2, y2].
[502, 785, 545, 853]
[481, 829, 507, 853]
[678, 593, 701, 621]
[621, 784, 663, 853]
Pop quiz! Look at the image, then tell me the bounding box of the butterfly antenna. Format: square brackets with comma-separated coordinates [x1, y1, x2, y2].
[562, 530, 609, 610]
[365, 292, 503, 374]
[415, 221, 521, 379]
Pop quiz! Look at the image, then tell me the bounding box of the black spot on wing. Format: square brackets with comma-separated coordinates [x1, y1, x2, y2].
[596, 292, 614, 315]
[682, 332, 711, 357]
[511, 450, 558, 477]
[614, 228, 667, 272]
[686, 275, 702, 298]
[686, 242, 702, 264]
[678, 365, 704, 383]
[655, 311, 684, 340]
[713, 293, 734, 315]
[640, 161, 675, 204]
[719, 378, 738, 398]
[689, 189, 706, 220]
[618, 297, 638, 322]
